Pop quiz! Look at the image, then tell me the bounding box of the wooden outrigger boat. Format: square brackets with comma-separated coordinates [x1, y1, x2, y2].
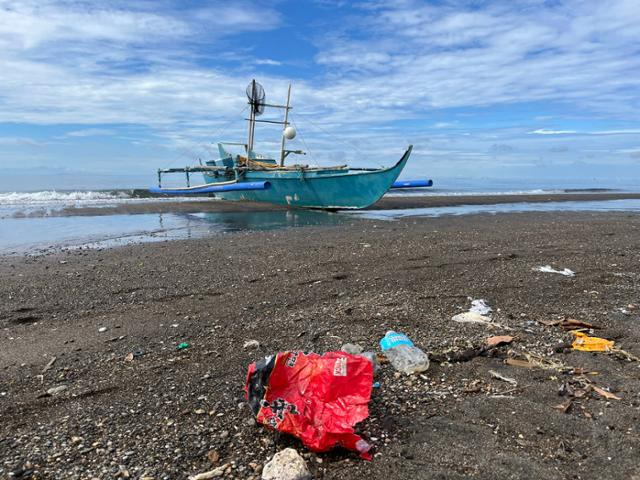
[150, 80, 429, 209]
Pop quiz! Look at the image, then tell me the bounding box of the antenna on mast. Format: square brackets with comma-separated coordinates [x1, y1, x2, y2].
[246, 79, 265, 154]
[243, 80, 300, 163]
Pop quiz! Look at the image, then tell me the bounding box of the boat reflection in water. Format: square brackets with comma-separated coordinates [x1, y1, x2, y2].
[0, 208, 354, 254]
[189, 208, 352, 232]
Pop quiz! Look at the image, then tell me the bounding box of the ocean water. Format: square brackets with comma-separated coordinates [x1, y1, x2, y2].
[0, 210, 353, 254]
[1, 177, 639, 254]
[0, 190, 213, 219]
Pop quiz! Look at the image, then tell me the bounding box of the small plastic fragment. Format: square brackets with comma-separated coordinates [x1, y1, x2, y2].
[534, 265, 575, 277]
[469, 299, 492, 315]
[571, 332, 614, 352]
[452, 312, 492, 324]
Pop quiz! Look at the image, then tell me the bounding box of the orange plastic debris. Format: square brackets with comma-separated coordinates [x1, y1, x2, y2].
[571, 331, 614, 352]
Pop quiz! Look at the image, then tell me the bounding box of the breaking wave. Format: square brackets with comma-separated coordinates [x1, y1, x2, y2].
[0, 190, 132, 205]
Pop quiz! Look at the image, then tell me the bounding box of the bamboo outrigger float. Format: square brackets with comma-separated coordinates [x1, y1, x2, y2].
[149, 80, 429, 209]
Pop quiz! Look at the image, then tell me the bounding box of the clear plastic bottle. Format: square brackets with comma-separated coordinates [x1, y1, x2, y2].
[340, 344, 380, 373]
[379, 331, 430, 374]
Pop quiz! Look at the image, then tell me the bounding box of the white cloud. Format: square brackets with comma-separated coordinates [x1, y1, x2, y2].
[589, 129, 640, 135]
[529, 129, 578, 135]
[529, 128, 640, 136]
[254, 59, 282, 66]
[0, 136, 43, 146]
[0, 1, 281, 49]
[66, 128, 116, 137]
[0, 1, 188, 49]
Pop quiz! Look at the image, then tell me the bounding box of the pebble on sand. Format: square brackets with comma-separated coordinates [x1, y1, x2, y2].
[262, 448, 311, 480]
[188, 463, 230, 479]
[341, 343, 364, 355]
[243, 340, 260, 349]
[46, 385, 68, 396]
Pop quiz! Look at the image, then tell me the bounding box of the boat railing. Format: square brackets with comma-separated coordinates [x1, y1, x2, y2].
[156, 161, 352, 188]
[156, 165, 233, 188]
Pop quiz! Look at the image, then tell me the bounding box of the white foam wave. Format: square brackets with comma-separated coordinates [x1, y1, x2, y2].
[0, 190, 131, 205]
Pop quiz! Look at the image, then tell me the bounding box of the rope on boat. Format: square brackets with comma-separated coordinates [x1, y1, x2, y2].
[293, 114, 378, 166]
[159, 105, 248, 171]
[209, 105, 248, 144]
[237, 156, 281, 169]
[290, 117, 315, 165]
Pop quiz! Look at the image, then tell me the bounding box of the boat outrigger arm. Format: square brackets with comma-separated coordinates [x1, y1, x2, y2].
[149, 178, 270, 195]
[149, 162, 271, 195]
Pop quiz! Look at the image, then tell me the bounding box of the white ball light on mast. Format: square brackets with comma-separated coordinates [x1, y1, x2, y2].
[283, 126, 297, 140]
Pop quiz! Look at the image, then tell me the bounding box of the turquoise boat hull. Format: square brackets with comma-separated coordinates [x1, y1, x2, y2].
[203, 146, 412, 209]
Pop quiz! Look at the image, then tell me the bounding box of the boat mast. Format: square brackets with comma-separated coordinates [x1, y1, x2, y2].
[246, 79, 257, 156]
[279, 84, 292, 166]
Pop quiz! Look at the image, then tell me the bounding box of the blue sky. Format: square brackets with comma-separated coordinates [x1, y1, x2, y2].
[0, 0, 639, 186]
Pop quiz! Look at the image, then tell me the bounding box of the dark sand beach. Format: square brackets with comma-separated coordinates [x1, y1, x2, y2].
[1, 203, 640, 479]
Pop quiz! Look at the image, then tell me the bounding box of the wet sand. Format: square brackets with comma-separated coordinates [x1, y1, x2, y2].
[1, 211, 640, 479]
[373, 192, 640, 210]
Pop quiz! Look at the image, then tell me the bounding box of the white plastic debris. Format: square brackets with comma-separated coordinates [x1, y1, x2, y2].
[469, 299, 492, 315]
[534, 265, 575, 277]
[452, 298, 511, 329]
[453, 298, 493, 324]
[98, 327, 108, 333]
[489, 370, 518, 386]
[262, 448, 311, 480]
[452, 312, 493, 324]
